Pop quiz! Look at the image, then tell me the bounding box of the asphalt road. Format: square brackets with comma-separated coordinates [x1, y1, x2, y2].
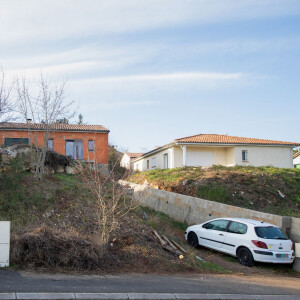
[0, 270, 299, 296]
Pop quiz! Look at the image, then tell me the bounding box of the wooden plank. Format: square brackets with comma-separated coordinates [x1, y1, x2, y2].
[162, 235, 178, 251]
[153, 230, 166, 246]
[171, 239, 187, 254]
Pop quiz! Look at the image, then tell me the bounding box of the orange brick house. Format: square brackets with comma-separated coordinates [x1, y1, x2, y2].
[0, 122, 110, 166]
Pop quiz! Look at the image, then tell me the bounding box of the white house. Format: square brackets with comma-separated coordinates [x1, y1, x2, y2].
[120, 152, 143, 170]
[293, 152, 300, 168]
[132, 134, 300, 171]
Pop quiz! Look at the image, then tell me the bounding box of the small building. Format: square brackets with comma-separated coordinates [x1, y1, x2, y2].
[293, 152, 300, 168]
[132, 134, 299, 171]
[0, 122, 110, 168]
[120, 152, 143, 170]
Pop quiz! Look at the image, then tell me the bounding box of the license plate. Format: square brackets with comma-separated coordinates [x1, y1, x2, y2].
[276, 254, 289, 258]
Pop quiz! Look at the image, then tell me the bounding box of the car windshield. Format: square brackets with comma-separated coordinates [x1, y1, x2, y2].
[255, 226, 288, 240]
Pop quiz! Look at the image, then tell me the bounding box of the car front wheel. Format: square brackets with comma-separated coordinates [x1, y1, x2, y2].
[237, 247, 254, 267]
[187, 232, 199, 247]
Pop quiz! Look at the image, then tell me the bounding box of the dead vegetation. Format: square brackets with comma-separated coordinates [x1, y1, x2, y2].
[11, 227, 104, 270]
[9, 206, 221, 274]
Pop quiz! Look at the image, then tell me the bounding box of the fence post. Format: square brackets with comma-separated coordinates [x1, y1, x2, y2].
[0, 221, 10, 267]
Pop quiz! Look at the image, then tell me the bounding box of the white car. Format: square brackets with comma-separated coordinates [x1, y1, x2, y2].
[185, 218, 295, 266]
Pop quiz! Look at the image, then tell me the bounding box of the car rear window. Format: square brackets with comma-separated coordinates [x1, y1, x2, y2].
[255, 226, 288, 240]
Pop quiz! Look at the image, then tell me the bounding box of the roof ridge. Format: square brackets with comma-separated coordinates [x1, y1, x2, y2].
[174, 133, 204, 141]
[175, 133, 299, 145]
[0, 122, 109, 132]
[2, 121, 106, 126]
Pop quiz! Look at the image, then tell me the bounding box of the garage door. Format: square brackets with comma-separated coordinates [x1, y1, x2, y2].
[186, 151, 214, 167]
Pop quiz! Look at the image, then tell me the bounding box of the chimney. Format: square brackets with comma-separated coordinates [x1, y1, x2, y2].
[27, 118, 32, 124]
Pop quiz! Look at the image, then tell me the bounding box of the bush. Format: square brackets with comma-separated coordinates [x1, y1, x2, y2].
[45, 150, 73, 171]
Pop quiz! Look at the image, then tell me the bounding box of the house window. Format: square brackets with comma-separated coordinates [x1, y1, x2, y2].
[4, 138, 29, 147]
[47, 139, 53, 150]
[242, 150, 248, 162]
[152, 157, 156, 168]
[147, 160, 149, 169]
[88, 140, 94, 152]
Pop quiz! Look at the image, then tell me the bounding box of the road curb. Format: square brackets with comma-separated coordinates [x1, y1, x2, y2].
[0, 293, 299, 300]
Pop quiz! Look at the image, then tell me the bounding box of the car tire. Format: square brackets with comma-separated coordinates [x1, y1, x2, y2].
[187, 232, 199, 247]
[237, 247, 254, 267]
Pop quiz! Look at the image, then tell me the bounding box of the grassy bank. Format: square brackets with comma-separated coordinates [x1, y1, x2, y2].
[128, 165, 300, 217]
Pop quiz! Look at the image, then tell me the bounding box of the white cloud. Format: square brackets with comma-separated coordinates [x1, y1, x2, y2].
[69, 71, 250, 112]
[187, 38, 300, 55]
[0, 0, 299, 45]
[93, 100, 156, 109]
[72, 71, 246, 83]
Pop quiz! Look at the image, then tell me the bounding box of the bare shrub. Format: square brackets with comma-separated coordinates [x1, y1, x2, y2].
[81, 163, 139, 249]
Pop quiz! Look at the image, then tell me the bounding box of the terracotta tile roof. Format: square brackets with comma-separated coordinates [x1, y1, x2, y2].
[293, 152, 300, 159]
[0, 122, 109, 132]
[174, 134, 300, 146]
[133, 133, 299, 161]
[126, 152, 143, 159]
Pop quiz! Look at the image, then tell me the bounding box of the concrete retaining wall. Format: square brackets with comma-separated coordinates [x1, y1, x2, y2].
[291, 217, 300, 243]
[119, 180, 300, 243]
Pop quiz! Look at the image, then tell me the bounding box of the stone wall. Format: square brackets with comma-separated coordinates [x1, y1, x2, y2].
[119, 180, 300, 243]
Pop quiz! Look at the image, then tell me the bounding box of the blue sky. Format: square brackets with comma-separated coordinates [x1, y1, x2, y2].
[1, 0, 300, 152]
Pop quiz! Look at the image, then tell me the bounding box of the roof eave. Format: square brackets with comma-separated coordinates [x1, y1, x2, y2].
[132, 143, 175, 162]
[0, 127, 110, 133]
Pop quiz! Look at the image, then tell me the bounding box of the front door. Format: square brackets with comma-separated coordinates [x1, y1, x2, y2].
[74, 140, 83, 159]
[199, 219, 229, 251]
[65, 140, 74, 157]
[65, 140, 83, 160]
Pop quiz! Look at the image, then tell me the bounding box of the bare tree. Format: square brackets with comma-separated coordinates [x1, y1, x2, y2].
[16, 72, 75, 179]
[0, 67, 15, 122]
[82, 160, 138, 250]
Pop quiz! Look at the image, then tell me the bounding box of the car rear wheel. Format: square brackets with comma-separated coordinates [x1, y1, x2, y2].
[237, 247, 254, 267]
[187, 232, 199, 247]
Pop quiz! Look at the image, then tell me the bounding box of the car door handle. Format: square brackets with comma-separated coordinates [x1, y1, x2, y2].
[219, 233, 224, 236]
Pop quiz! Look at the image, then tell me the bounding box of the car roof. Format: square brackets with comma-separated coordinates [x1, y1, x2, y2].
[213, 217, 277, 227]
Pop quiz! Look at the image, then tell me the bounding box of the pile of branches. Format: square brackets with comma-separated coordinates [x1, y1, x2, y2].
[45, 150, 74, 170]
[10, 226, 112, 270]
